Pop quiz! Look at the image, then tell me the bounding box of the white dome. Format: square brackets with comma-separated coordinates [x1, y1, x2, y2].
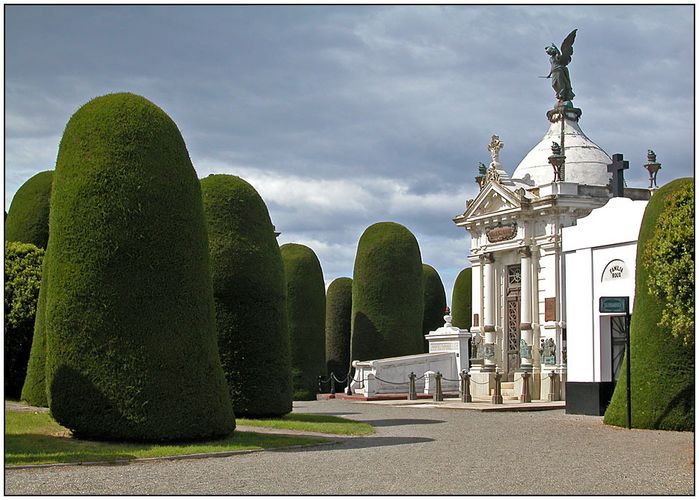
[512, 116, 612, 187]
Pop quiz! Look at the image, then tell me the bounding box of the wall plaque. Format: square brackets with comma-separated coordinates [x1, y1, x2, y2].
[602, 259, 627, 281]
[544, 297, 556, 321]
[486, 222, 517, 243]
[472, 313, 479, 327]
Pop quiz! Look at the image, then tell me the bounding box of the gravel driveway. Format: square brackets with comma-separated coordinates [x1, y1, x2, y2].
[5, 399, 694, 495]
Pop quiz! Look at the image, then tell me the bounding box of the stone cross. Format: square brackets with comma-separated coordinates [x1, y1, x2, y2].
[487, 135, 504, 166]
[607, 153, 629, 198]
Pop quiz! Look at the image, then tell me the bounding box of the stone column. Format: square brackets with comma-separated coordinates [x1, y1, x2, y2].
[519, 246, 534, 371]
[481, 252, 496, 371]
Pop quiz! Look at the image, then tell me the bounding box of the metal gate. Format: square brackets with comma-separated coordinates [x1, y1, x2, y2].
[611, 316, 627, 382]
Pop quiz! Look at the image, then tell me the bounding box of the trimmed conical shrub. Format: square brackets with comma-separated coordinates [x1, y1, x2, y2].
[351, 222, 424, 362]
[325, 277, 352, 381]
[5, 170, 53, 248]
[202, 174, 292, 417]
[604, 178, 694, 431]
[422, 264, 447, 352]
[451, 268, 472, 330]
[5, 242, 44, 399]
[20, 244, 51, 407]
[280, 243, 326, 400]
[43, 93, 234, 441]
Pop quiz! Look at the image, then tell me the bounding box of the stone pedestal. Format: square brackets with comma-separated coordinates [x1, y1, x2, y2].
[469, 371, 496, 398]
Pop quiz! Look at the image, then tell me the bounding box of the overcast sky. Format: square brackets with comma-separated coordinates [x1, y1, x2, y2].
[4, 5, 694, 299]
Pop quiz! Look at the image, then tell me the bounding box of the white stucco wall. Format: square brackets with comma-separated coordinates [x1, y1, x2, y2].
[563, 197, 648, 384]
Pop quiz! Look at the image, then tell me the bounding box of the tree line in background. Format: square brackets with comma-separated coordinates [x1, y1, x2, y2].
[4, 92, 473, 442]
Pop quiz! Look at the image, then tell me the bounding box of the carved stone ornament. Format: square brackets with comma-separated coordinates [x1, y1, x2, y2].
[484, 166, 502, 184]
[519, 338, 532, 359]
[539, 338, 556, 365]
[486, 222, 518, 243]
[483, 343, 496, 360]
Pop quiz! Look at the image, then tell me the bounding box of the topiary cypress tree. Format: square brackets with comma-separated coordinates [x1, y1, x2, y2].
[43, 92, 234, 441]
[5, 242, 44, 399]
[20, 244, 51, 407]
[604, 178, 694, 431]
[325, 277, 352, 381]
[351, 222, 424, 362]
[422, 264, 447, 352]
[451, 268, 473, 330]
[280, 243, 326, 400]
[5, 170, 53, 249]
[201, 174, 292, 417]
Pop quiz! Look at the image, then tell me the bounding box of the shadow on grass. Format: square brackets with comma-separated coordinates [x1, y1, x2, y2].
[360, 418, 445, 427]
[5, 434, 137, 465]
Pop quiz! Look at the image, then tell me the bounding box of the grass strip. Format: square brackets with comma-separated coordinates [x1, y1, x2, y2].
[5, 411, 329, 466]
[237, 412, 374, 436]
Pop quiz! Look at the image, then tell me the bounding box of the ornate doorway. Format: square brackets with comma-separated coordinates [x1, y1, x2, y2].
[506, 264, 521, 381]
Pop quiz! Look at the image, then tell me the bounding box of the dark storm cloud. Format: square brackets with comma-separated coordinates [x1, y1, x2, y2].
[5, 5, 693, 296]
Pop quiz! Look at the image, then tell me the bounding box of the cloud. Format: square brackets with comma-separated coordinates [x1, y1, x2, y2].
[4, 5, 693, 298]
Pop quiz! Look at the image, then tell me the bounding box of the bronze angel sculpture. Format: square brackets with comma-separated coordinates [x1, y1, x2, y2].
[545, 29, 577, 104]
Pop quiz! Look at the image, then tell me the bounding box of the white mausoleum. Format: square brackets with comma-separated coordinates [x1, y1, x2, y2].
[453, 102, 652, 401]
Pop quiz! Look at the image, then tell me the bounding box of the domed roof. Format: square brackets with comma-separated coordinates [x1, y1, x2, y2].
[512, 111, 612, 187]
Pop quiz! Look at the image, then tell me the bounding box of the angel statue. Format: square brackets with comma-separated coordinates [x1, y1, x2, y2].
[544, 29, 577, 104]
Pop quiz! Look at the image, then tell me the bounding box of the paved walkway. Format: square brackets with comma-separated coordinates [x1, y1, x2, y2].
[5, 399, 694, 495]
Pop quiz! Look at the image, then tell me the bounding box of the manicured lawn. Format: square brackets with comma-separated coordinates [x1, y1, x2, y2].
[5, 411, 330, 466]
[237, 413, 374, 436]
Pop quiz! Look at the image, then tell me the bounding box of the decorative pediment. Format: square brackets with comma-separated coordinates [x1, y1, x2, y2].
[461, 182, 522, 220]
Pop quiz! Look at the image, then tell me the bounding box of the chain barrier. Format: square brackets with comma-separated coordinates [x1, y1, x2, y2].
[331, 373, 348, 384]
[373, 376, 409, 385]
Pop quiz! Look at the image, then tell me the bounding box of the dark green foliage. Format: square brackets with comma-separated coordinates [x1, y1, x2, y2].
[325, 277, 352, 379]
[43, 93, 234, 441]
[280, 243, 326, 400]
[5, 171, 53, 249]
[351, 222, 424, 362]
[604, 178, 694, 431]
[422, 264, 446, 352]
[643, 182, 694, 344]
[5, 242, 44, 399]
[451, 268, 473, 329]
[201, 174, 292, 417]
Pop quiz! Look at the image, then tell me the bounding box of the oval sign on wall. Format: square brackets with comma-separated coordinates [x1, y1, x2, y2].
[602, 259, 627, 281]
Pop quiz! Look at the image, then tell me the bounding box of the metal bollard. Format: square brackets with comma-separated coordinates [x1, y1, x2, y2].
[520, 372, 531, 403]
[460, 370, 472, 403]
[408, 372, 417, 400]
[330, 373, 336, 396]
[492, 371, 503, 404]
[346, 372, 353, 396]
[434, 372, 444, 402]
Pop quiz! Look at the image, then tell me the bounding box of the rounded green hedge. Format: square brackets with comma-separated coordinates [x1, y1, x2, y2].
[451, 268, 472, 330]
[43, 92, 234, 441]
[351, 222, 424, 362]
[5, 171, 53, 249]
[325, 277, 352, 380]
[603, 178, 694, 431]
[280, 243, 326, 400]
[422, 264, 446, 352]
[20, 245, 50, 407]
[5, 242, 44, 399]
[202, 174, 292, 417]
